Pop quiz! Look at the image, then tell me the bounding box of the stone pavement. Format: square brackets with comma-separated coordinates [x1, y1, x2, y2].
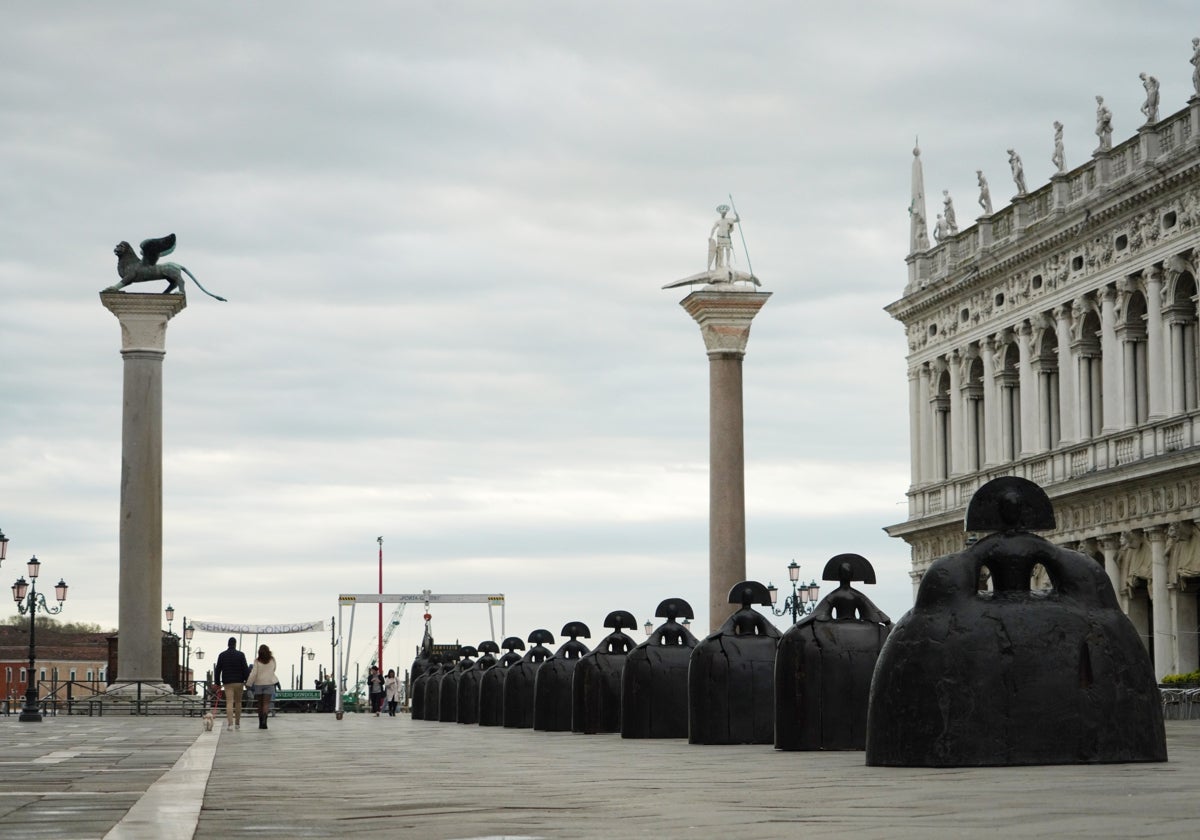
[2, 713, 1199, 839]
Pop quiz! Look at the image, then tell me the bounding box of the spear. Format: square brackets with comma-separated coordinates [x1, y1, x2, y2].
[727, 193, 756, 281]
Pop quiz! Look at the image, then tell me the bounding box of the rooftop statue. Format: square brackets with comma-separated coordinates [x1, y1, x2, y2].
[1192, 37, 1200, 98]
[976, 170, 993, 215]
[1007, 148, 1027, 195]
[1052, 121, 1065, 173]
[942, 190, 958, 234]
[933, 212, 949, 243]
[105, 234, 227, 301]
[1140, 72, 1160, 124]
[1095, 95, 1113, 152]
[663, 201, 760, 290]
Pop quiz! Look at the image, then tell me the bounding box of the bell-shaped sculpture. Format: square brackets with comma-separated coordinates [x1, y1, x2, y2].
[503, 629, 555, 729]
[439, 645, 476, 722]
[689, 581, 781, 745]
[867, 477, 1167, 766]
[424, 648, 456, 720]
[458, 640, 499, 725]
[479, 637, 524, 727]
[573, 610, 638, 734]
[621, 598, 698, 739]
[410, 655, 441, 721]
[534, 621, 591, 732]
[775, 554, 891, 751]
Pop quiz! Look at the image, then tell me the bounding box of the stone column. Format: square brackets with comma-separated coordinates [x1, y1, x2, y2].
[1099, 287, 1121, 434]
[1016, 323, 1037, 456]
[980, 335, 999, 466]
[947, 351, 964, 476]
[100, 292, 187, 694]
[1098, 535, 1122, 610]
[679, 288, 771, 632]
[1054, 305, 1077, 444]
[918, 363, 935, 481]
[1145, 268, 1166, 420]
[1146, 526, 1172, 680]
[907, 367, 921, 489]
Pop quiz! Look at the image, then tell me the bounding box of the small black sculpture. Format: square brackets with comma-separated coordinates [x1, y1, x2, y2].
[621, 598, 698, 739]
[775, 554, 891, 751]
[573, 610, 637, 734]
[458, 640, 499, 725]
[866, 477, 1167, 766]
[690, 581, 781, 745]
[438, 645, 475, 722]
[534, 622, 591, 732]
[503, 629, 554, 729]
[479, 637, 524, 727]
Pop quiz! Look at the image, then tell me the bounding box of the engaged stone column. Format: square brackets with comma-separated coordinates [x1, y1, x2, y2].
[679, 288, 770, 631]
[101, 292, 187, 693]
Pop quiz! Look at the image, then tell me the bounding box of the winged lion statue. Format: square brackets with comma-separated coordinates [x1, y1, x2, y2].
[104, 234, 226, 301]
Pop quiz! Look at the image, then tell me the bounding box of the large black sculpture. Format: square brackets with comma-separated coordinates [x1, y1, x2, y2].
[503, 629, 554, 729]
[621, 598, 698, 739]
[479, 637, 524, 727]
[534, 622, 591, 732]
[425, 650, 456, 721]
[775, 554, 891, 751]
[439, 645, 475, 722]
[689, 581, 781, 745]
[410, 654, 441, 721]
[573, 610, 637, 734]
[867, 476, 1167, 766]
[458, 640, 498, 725]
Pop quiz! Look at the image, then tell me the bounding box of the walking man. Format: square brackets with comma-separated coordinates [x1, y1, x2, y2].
[214, 637, 251, 730]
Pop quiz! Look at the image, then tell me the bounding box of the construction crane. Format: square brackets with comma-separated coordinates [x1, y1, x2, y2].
[352, 603, 406, 695]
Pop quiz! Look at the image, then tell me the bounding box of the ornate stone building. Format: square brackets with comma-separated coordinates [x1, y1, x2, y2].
[885, 76, 1200, 680]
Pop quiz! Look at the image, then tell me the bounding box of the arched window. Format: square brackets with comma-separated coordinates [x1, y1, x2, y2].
[1075, 309, 1103, 437]
[1035, 326, 1060, 449]
[1168, 271, 1198, 412]
[999, 341, 1021, 461]
[1120, 290, 1149, 426]
[935, 369, 951, 479]
[965, 352, 985, 470]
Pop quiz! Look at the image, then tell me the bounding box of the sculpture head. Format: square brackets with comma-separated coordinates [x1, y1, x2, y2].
[716, 204, 730, 216]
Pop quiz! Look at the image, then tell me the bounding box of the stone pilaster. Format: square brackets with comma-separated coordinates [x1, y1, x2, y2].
[1146, 526, 1172, 680]
[100, 292, 186, 694]
[679, 287, 771, 632]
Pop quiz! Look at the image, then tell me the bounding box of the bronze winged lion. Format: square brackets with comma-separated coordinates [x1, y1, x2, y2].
[104, 234, 226, 301]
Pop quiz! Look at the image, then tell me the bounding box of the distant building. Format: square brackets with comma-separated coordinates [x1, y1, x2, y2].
[886, 82, 1200, 680]
[0, 624, 109, 707]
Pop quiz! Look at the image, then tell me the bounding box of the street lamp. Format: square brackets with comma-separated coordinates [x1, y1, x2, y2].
[766, 560, 820, 624]
[0, 528, 8, 566]
[300, 646, 315, 688]
[182, 622, 195, 694]
[11, 554, 68, 722]
[165, 604, 174, 636]
[644, 618, 654, 636]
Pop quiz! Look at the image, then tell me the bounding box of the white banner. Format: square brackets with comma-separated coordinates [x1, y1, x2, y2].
[192, 619, 325, 634]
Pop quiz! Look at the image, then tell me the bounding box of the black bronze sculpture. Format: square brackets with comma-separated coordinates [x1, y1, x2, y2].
[105, 234, 227, 300]
[458, 640, 499, 725]
[866, 476, 1167, 766]
[621, 598, 698, 739]
[689, 581, 781, 745]
[479, 637, 524, 727]
[572, 610, 638, 734]
[534, 622, 591, 732]
[410, 653, 440, 721]
[439, 645, 475, 722]
[775, 554, 891, 751]
[503, 629, 554, 729]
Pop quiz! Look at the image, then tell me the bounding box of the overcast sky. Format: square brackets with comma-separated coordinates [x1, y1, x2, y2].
[3, 2, 1198, 686]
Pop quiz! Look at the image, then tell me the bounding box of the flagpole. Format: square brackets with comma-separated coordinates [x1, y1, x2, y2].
[377, 536, 383, 674]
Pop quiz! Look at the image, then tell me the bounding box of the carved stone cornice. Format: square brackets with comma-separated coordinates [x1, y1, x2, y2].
[100, 292, 187, 353]
[679, 289, 771, 357]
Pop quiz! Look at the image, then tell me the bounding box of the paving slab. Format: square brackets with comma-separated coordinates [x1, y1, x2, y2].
[2, 714, 1200, 839]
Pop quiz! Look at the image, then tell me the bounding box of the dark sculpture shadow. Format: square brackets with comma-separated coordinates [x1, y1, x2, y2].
[479, 637, 524, 727]
[621, 598, 698, 739]
[775, 554, 891, 751]
[689, 581, 781, 745]
[534, 622, 591, 731]
[503, 629, 554, 729]
[458, 640, 499, 725]
[573, 610, 637, 734]
[867, 476, 1167, 766]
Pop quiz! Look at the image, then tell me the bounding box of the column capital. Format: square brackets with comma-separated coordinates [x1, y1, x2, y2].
[1143, 525, 1168, 543]
[679, 289, 771, 357]
[100, 292, 187, 353]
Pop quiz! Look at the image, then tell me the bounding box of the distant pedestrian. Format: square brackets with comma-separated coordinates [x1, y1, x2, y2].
[367, 666, 385, 716]
[246, 644, 279, 730]
[213, 637, 251, 730]
[384, 669, 400, 717]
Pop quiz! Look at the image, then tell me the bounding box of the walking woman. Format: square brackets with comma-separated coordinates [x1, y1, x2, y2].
[246, 644, 278, 729]
[384, 669, 400, 717]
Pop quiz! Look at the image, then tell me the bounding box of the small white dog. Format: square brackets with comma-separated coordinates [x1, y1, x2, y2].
[202, 711, 215, 731]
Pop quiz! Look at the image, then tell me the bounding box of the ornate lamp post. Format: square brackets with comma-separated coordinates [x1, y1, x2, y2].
[0, 528, 9, 566]
[767, 560, 820, 624]
[299, 646, 315, 688]
[11, 554, 68, 722]
[644, 618, 654, 636]
[165, 604, 174, 636]
[182, 622, 195, 694]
